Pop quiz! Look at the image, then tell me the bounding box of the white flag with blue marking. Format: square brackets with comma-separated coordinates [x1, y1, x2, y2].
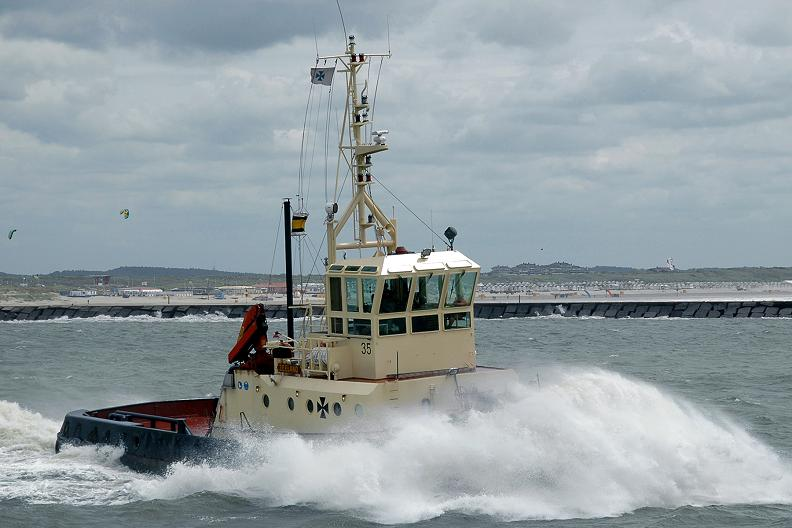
[310, 67, 334, 86]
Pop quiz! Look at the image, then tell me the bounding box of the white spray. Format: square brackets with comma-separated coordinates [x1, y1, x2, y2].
[3, 368, 792, 523]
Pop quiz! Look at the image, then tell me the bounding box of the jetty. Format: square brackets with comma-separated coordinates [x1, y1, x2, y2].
[4, 294, 792, 321]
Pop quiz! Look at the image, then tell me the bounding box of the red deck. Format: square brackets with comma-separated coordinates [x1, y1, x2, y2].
[89, 398, 218, 437]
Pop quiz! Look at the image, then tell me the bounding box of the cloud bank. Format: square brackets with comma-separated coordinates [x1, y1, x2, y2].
[1, 0, 791, 274]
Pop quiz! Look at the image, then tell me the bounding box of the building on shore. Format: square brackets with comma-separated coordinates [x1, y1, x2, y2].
[257, 282, 288, 294]
[217, 285, 263, 296]
[115, 287, 165, 297]
[65, 289, 98, 297]
[254, 282, 325, 296]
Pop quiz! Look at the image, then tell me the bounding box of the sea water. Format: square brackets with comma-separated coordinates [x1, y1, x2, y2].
[2, 316, 792, 527]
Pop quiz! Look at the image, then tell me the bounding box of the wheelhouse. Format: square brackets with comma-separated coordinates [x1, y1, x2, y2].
[316, 249, 479, 380]
[325, 250, 478, 339]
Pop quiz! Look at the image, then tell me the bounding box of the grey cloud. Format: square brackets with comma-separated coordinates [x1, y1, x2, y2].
[0, 2, 119, 49]
[737, 7, 792, 47]
[0, 0, 423, 53]
[3, 1, 792, 273]
[464, 1, 576, 49]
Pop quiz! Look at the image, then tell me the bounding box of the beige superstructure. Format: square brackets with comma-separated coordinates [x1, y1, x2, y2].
[212, 36, 515, 437]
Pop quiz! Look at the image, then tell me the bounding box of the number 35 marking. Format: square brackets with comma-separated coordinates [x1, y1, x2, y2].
[361, 343, 371, 355]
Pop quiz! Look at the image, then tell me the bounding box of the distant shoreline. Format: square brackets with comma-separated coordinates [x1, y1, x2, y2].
[0, 294, 315, 308]
[4, 293, 792, 321]
[5, 281, 792, 308]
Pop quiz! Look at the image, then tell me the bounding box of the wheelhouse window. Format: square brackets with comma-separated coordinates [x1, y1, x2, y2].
[330, 317, 343, 334]
[329, 277, 342, 311]
[347, 318, 371, 336]
[379, 317, 406, 336]
[444, 312, 471, 330]
[412, 314, 439, 332]
[379, 277, 412, 313]
[445, 271, 476, 308]
[345, 278, 359, 312]
[362, 278, 377, 313]
[413, 274, 444, 311]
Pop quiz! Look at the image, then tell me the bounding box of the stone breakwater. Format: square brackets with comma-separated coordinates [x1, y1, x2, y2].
[474, 300, 792, 319]
[0, 304, 272, 321]
[2, 300, 792, 321]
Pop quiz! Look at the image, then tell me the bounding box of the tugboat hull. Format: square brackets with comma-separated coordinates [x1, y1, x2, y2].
[55, 398, 225, 472]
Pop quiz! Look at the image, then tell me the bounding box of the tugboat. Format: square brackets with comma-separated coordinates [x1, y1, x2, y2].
[56, 35, 516, 470]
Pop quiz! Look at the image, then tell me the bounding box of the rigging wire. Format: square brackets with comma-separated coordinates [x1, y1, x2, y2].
[370, 57, 384, 128]
[324, 61, 337, 204]
[332, 74, 347, 202]
[302, 230, 329, 288]
[267, 203, 284, 291]
[364, 58, 372, 139]
[298, 234, 304, 298]
[298, 83, 315, 207]
[372, 175, 451, 249]
[304, 82, 324, 208]
[345, 69, 355, 248]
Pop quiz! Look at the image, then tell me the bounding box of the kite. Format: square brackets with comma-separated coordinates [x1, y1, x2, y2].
[120, 209, 130, 220]
[7, 229, 16, 240]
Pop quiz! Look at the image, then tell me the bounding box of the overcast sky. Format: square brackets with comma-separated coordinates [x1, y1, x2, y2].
[2, 0, 792, 275]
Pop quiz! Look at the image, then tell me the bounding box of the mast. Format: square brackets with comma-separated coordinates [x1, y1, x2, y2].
[283, 198, 295, 340]
[324, 35, 397, 264]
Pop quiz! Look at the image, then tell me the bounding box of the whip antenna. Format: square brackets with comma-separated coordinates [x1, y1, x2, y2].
[335, 0, 347, 40]
[312, 19, 319, 62]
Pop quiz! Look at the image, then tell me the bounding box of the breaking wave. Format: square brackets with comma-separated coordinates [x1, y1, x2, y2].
[0, 400, 134, 505]
[3, 369, 792, 523]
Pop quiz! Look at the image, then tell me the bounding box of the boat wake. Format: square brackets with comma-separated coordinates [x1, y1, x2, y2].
[3, 369, 792, 523]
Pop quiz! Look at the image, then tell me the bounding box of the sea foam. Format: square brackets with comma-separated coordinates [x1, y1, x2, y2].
[3, 369, 791, 522]
[132, 369, 792, 523]
[0, 400, 133, 505]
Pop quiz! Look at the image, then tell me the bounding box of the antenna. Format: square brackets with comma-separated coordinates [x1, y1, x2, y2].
[335, 0, 347, 41]
[387, 15, 391, 56]
[312, 19, 319, 62]
[430, 209, 434, 250]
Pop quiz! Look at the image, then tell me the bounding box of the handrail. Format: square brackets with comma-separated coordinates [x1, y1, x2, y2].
[108, 411, 192, 435]
[274, 334, 344, 380]
[296, 302, 328, 334]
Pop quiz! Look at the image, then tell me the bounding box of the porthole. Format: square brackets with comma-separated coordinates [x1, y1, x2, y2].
[333, 402, 342, 416]
[288, 397, 295, 411]
[262, 394, 270, 407]
[354, 404, 363, 417]
[307, 400, 314, 413]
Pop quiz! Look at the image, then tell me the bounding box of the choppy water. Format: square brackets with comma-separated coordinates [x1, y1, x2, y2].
[2, 315, 792, 527]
